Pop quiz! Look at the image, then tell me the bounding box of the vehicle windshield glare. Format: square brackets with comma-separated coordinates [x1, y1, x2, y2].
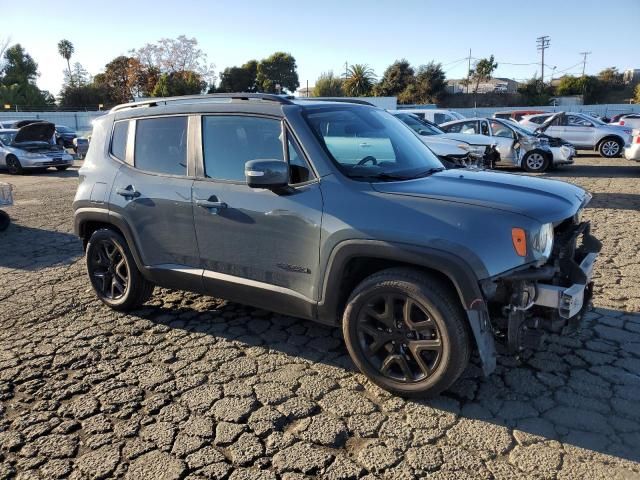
[0, 132, 16, 145]
[304, 107, 443, 181]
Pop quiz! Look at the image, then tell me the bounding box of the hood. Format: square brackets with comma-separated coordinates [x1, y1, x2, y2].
[419, 136, 468, 156]
[440, 132, 494, 146]
[371, 169, 588, 223]
[13, 122, 55, 144]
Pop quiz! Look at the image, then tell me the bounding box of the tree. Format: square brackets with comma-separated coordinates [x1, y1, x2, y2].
[131, 35, 215, 83]
[256, 52, 299, 93]
[412, 62, 447, 103]
[470, 55, 498, 94]
[598, 67, 622, 85]
[151, 71, 207, 97]
[343, 64, 376, 96]
[373, 59, 415, 97]
[635, 83, 640, 104]
[63, 62, 90, 88]
[1, 44, 39, 85]
[57, 39, 74, 86]
[59, 84, 111, 108]
[518, 77, 553, 105]
[312, 71, 344, 97]
[218, 60, 258, 93]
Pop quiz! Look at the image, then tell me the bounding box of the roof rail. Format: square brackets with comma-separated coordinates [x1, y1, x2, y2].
[296, 97, 375, 106]
[110, 93, 294, 113]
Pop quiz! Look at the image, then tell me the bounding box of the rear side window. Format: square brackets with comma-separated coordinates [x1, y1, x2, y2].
[134, 116, 188, 175]
[202, 116, 283, 182]
[110, 121, 129, 161]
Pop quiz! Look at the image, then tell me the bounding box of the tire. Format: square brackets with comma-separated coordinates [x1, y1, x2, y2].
[598, 138, 623, 158]
[342, 267, 470, 397]
[522, 150, 550, 172]
[6, 155, 23, 175]
[0, 211, 9, 232]
[56, 166, 69, 171]
[86, 228, 154, 311]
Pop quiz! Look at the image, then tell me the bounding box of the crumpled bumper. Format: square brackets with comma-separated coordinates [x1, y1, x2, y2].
[550, 145, 575, 165]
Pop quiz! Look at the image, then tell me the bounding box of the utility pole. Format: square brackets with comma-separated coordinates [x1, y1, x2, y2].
[466, 48, 472, 94]
[580, 51, 592, 77]
[345, 61, 349, 79]
[536, 35, 550, 85]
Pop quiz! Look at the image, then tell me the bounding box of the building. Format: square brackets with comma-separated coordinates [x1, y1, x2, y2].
[623, 69, 640, 84]
[446, 77, 519, 94]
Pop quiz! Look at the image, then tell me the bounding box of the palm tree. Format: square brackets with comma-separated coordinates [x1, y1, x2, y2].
[343, 64, 376, 97]
[57, 39, 74, 86]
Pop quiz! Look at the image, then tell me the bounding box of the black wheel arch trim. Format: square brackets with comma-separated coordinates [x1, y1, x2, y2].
[317, 240, 496, 374]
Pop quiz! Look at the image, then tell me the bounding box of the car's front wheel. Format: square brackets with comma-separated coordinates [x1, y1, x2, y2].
[598, 138, 623, 158]
[522, 150, 550, 172]
[6, 155, 23, 175]
[86, 228, 154, 311]
[342, 268, 470, 397]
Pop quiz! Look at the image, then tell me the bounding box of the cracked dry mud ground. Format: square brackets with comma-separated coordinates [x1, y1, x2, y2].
[0, 154, 639, 480]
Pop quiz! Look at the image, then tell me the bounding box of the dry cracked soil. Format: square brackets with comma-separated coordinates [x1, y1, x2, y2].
[0, 154, 639, 479]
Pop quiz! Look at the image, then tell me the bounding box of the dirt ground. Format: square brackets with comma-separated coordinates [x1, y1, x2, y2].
[0, 153, 639, 479]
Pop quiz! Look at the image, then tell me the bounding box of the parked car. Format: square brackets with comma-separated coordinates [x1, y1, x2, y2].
[533, 112, 633, 158]
[493, 110, 546, 121]
[501, 119, 576, 168]
[609, 113, 640, 131]
[73, 137, 90, 159]
[519, 113, 555, 129]
[73, 93, 601, 397]
[389, 112, 497, 168]
[0, 182, 12, 231]
[624, 133, 640, 162]
[55, 125, 78, 148]
[0, 123, 74, 174]
[395, 108, 465, 125]
[439, 117, 554, 172]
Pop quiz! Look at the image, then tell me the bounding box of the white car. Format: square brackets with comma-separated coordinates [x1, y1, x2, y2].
[610, 114, 640, 133]
[519, 113, 554, 130]
[502, 119, 575, 167]
[624, 134, 640, 161]
[0, 123, 74, 174]
[394, 108, 465, 125]
[533, 112, 632, 158]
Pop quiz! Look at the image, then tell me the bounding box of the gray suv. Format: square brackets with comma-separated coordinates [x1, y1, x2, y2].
[73, 94, 601, 397]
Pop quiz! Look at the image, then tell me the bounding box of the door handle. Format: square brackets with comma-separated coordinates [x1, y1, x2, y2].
[195, 198, 228, 210]
[116, 186, 141, 199]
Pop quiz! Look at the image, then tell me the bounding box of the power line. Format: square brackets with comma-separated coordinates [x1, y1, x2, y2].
[537, 35, 550, 84]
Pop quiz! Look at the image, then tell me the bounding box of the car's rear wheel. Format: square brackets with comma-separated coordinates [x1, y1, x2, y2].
[86, 228, 154, 311]
[6, 155, 23, 175]
[342, 268, 470, 397]
[522, 150, 549, 172]
[598, 138, 622, 158]
[0, 211, 9, 232]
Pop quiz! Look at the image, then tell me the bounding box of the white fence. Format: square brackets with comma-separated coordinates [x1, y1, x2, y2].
[450, 104, 640, 119]
[0, 111, 106, 134]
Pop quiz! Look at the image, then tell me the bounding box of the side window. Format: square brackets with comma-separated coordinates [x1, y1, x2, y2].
[110, 121, 129, 161]
[460, 121, 479, 134]
[489, 120, 514, 138]
[134, 117, 187, 175]
[567, 115, 592, 127]
[481, 121, 490, 136]
[441, 122, 462, 133]
[434, 113, 445, 124]
[202, 116, 283, 182]
[287, 136, 313, 184]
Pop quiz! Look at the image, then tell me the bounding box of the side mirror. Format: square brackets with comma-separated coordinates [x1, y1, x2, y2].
[245, 159, 289, 190]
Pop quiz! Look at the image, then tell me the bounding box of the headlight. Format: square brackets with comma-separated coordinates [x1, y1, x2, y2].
[20, 152, 45, 159]
[466, 145, 486, 156]
[532, 223, 554, 260]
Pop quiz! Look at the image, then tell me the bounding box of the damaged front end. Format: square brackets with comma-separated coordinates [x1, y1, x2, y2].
[483, 215, 602, 354]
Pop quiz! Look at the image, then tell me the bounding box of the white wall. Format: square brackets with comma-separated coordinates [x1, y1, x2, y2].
[0, 111, 106, 134]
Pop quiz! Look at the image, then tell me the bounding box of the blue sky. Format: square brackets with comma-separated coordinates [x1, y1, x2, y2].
[4, 0, 639, 95]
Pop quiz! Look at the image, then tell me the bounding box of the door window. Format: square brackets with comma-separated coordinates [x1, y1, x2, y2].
[202, 116, 283, 182]
[489, 120, 514, 138]
[442, 121, 478, 134]
[567, 115, 593, 127]
[287, 136, 313, 184]
[134, 116, 188, 175]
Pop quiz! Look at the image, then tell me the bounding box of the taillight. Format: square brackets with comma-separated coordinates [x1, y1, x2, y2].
[620, 120, 625, 125]
[635, 136, 640, 144]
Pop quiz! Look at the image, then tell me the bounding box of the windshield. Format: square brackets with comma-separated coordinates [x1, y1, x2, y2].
[0, 132, 16, 145]
[578, 113, 606, 125]
[502, 119, 536, 136]
[394, 113, 444, 135]
[304, 106, 443, 181]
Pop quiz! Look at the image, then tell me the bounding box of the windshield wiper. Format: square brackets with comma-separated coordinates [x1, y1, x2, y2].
[348, 172, 413, 181]
[405, 167, 445, 179]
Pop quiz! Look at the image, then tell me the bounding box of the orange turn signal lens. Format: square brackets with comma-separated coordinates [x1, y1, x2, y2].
[512, 228, 527, 257]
